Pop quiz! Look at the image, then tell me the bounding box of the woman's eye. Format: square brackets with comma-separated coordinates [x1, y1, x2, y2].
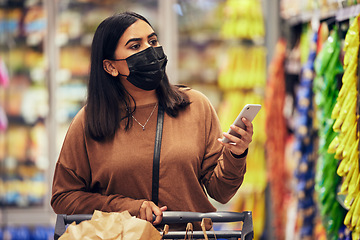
[149, 39, 158, 46]
[130, 44, 140, 50]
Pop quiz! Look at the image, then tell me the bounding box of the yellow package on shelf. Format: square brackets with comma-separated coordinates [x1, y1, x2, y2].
[221, 0, 265, 40]
[218, 46, 266, 90]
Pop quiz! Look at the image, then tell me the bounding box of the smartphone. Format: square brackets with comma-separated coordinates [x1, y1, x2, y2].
[222, 104, 262, 143]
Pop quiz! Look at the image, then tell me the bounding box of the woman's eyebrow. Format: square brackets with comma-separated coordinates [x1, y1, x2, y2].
[148, 32, 157, 38]
[125, 37, 141, 46]
[124, 32, 158, 46]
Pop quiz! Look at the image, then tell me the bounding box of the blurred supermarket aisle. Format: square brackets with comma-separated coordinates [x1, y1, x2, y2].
[0, 0, 360, 239]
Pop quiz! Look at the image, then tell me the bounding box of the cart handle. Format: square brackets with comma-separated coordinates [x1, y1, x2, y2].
[54, 211, 254, 240]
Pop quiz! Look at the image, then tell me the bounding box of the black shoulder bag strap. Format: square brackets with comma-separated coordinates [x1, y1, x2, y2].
[152, 104, 164, 205]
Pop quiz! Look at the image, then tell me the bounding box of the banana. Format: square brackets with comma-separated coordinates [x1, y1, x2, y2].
[340, 98, 357, 134]
[332, 43, 357, 121]
[351, 188, 360, 228]
[339, 162, 356, 196]
[333, 89, 356, 132]
[344, 188, 357, 210]
[344, 43, 359, 69]
[342, 121, 357, 160]
[353, 232, 360, 240]
[341, 57, 358, 86]
[331, 100, 342, 120]
[356, 202, 360, 233]
[336, 67, 355, 102]
[337, 13, 360, 240]
[336, 120, 357, 160]
[344, 139, 359, 174]
[328, 135, 340, 154]
[344, 196, 355, 226]
[343, 16, 359, 67]
[337, 140, 357, 177]
[348, 149, 360, 196]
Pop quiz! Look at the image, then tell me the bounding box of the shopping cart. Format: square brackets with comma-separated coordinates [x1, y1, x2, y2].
[54, 211, 254, 240]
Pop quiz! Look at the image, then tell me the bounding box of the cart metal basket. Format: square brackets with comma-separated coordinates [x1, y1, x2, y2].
[54, 211, 254, 240]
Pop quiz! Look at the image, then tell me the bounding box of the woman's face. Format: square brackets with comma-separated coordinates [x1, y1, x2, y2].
[111, 19, 160, 77]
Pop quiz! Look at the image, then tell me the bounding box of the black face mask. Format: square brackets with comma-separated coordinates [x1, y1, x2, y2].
[113, 46, 168, 91]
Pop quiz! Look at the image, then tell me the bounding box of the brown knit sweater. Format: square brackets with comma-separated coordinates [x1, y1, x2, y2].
[51, 89, 247, 217]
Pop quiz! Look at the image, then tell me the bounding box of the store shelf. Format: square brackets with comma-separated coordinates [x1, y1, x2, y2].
[336, 4, 360, 21]
[285, 4, 360, 26]
[1, 207, 56, 226]
[6, 115, 45, 127]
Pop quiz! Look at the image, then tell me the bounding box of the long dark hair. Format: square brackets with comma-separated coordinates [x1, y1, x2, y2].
[85, 12, 190, 141]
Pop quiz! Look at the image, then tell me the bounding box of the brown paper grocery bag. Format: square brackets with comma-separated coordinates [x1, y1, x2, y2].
[59, 210, 162, 240]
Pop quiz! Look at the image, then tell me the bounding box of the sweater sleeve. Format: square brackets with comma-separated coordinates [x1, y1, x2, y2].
[50, 109, 144, 216]
[200, 100, 247, 204]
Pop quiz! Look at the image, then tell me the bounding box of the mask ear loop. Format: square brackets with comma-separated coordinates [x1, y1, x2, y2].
[118, 72, 128, 77]
[107, 58, 129, 78]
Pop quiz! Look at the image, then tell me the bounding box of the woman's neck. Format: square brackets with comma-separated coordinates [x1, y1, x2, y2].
[130, 90, 158, 106]
[121, 77, 158, 106]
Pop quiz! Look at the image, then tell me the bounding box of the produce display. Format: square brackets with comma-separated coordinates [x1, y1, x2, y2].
[221, 0, 265, 40]
[329, 14, 360, 240]
[282, 9, 360, 239]
[218, 45, 266, 90]
[313, 26, 347, 239]
[214, 1, 266, 238]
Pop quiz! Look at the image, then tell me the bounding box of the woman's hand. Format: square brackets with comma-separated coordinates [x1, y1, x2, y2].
[138, 201, 167, 225]
[218, 117, 253, 156]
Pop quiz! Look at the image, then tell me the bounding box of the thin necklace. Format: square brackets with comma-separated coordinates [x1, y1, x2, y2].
[132, 103, 158, 131]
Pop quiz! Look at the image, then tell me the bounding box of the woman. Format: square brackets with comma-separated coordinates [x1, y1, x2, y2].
[51, 12, 253, 227]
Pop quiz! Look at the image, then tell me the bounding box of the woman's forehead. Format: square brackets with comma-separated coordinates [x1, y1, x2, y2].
[119, 20, 155, 43]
